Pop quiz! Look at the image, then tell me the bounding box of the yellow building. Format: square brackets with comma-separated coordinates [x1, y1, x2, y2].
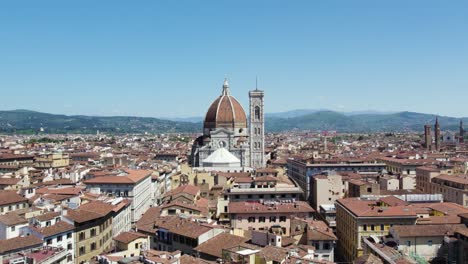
[64, 204, 114, 264]
[171, 164, 216, 197]
[335, 197, 418, 262]
[34, 153, 70, 168]
[112, 232, 149, 258]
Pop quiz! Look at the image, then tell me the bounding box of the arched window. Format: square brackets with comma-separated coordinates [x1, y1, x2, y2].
[254, 106, 261, 120]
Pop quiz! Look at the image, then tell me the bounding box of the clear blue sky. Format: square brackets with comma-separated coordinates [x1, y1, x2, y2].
[1, 1, 467, 118]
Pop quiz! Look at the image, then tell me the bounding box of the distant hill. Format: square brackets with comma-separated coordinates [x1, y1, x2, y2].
[0, 110, 201, 134]
[0, 109, 465, 134]
[265, 111, 466, 133]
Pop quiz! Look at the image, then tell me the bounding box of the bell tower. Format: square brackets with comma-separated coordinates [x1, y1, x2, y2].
[249, 85, 265, 168]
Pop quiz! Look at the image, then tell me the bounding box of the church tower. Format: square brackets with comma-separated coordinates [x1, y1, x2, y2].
[434, 117, 441, 152]
[460, 120, 464, 144]
[249, 86, 265, 168]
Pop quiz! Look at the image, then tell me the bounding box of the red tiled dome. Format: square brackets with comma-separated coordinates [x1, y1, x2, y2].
[204, 80, 247, 129]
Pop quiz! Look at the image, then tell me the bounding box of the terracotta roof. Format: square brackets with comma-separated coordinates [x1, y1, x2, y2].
[392, 224, 464, 237]
[34, 221, 74, 237]
[228, 201, 315, 214]
[433, 174, 468, 185]
[113, 232, 147, 244]
[163, 184, 200, 198]
[194, 233, 248, 258]
[0, 178, 21, 185]
[35, 211, 61, 222]
[258, 246, 288, 263]
[336, 198, 418, 218]
[0, 212, 27, 226]
[136, 207, 162, 234]
[254, 176, 278, 182]
[79, 201, 115, 216]
[378, 196, 409, 207]
[0, 236, 43, 254]
[204, 85, 247, 129]
[306, 220, 338, 241]
[66, 209, 103, 223]
[153, 216, 216, 239]
[179, 255, 214, 264]
[36, 187, 82, 195]
[0, 190, 28, 206]
[84, 169, 152, 184]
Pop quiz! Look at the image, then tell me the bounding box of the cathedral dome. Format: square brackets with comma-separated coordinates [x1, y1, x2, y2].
[204, 79, 247, 129]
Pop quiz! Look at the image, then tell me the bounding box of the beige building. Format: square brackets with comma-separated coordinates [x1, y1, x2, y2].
[228, 201, 314, 236]
[379, 176, 399, 191]
[63, 205, 114, 264]
[34, 153, 70, 168]
[336, 198, 418, 262]
[0, 191, 29, 215]
[347, 179, 380, 198]
[310, 172, 344, 211]
[389, 224, 464, 261]
[431, 174, 468, 207]
[416, 165, 453, 193]
[112, 232, 149, 258]
[416, 166, 468, 207]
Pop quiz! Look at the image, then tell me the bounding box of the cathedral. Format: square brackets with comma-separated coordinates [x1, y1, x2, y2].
[190, 79, 265, 170]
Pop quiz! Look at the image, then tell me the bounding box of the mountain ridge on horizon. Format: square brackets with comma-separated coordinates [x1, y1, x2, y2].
[0, 109, 465, 134]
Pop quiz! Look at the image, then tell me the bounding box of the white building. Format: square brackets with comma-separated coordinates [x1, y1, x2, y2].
[84, 169, 153, 223]
[24, 221, 75, 263]
[0, 213, 28, 239]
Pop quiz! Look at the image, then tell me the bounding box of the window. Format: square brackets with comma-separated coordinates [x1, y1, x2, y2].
[279, 216, 287, 222]
[91, 242, 96, 251]
[79, 232, 85, 241]
[381, 224, 385, 231]
[67, 244, 72, 250]
[428, 240, 433, 246]
[255, 106, 261, 120]
[406, 241, 411, 247]
[90, 228, 97, 237]
[79, 246, 86, 256]
[224, 206, 228, 213]
[135, 243, 140, 249]
[46, 221, 51, 226]
[259, 217, 266, 223]
[46, 239, 52, 245]
[57, 235, 63, 242]
[67, 232, 72, 239]
[269, 216, 276, 222]
[323, 243, 330, 250]
[363, 225, 367, 231]
[248, 217, 255, 223]
[371, 225, 375, 231]
[11, 226, 15, 232]
[247, 194, 252, 199]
